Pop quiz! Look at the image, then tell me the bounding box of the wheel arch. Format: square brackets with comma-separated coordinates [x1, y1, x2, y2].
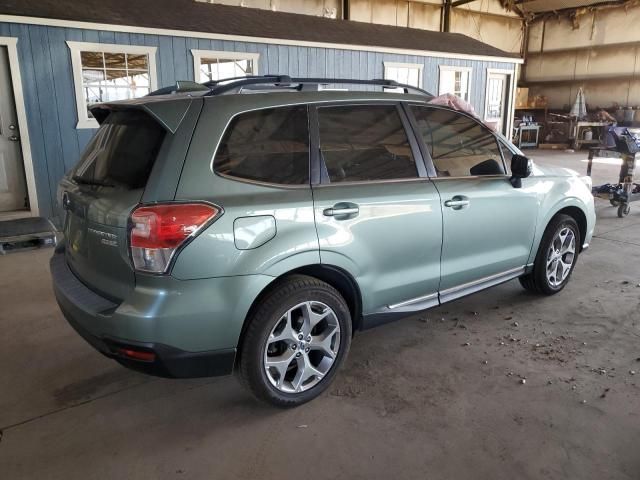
[235, 264, 363, 365]
[530, 197, 590, 265]
[554, 205, 587, 251]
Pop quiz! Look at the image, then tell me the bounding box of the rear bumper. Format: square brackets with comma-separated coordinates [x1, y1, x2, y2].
[50, 250, 272, 378]
[61, 301, 235, 378]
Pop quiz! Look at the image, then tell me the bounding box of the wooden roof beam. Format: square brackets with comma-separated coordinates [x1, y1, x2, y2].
[451, 0, 479, 7]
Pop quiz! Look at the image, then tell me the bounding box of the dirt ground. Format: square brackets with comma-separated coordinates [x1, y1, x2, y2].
[1, 150, 639, 479]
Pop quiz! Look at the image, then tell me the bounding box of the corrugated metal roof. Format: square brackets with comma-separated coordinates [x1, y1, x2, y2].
[0, 0, 520, 59]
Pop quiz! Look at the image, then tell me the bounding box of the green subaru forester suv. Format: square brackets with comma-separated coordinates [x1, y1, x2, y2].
[51, 76, 596, 407]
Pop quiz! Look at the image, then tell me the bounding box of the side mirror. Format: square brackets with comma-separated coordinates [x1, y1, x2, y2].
[510, 154, 532, 188]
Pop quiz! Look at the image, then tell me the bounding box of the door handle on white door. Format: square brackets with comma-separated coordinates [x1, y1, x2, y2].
[444, 197, 470, 209]
[323, 203, 359, 218]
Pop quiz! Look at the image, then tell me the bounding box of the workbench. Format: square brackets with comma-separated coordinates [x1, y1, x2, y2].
[572, 122, 612, 150]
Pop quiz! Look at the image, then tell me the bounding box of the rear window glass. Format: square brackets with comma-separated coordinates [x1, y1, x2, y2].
[213, 106, 309, 185]
[72, 111, 166, 189]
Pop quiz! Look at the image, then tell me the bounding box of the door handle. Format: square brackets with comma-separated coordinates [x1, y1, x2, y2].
[8, 135, 19, 142]
[444, 197, 470, 209]
[323, 205, 359, 217]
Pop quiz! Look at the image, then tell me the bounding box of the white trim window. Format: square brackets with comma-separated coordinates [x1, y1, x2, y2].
[383, 62, 423, 89]
[438, 66, 472, 102]
[191, 50, 259, 83]
[67, 41, 158, 129]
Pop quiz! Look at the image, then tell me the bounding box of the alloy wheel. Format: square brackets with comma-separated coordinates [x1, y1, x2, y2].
[263, 301, 341, 394]
[546, 227, 576, 288]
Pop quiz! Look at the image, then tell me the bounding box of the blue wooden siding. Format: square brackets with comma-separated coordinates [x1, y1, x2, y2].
[1, 21, 516, 218]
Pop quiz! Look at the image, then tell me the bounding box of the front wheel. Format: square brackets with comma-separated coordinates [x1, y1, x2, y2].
[519, 214, 580, 295]
[239, 275, 351, 407]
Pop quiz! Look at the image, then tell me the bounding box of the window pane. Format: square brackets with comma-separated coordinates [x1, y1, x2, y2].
[200, 62, 214, 82]
[411, 106, 504, 177]
[84, 85, 102, 116]
[130, 72, 150, 88]
[458, 72, 469, 101]
[214, 106, 309, 185]
[200, 56, 254, 82]
[243, 60, 254, 75]
[217, 58, 237, 78]
[318, 105, 417, 182]
[438, 69, 469, 102]
[126, 54, 148, 71]
[82, 69, 104, 83]
[407, 68, 420, 88]
[80, 51, 104, 69]
[386, 66, 398, 81]
[384, 65, 421, 88]
[103, 53, 126, 69]
[439, 70, 454, 96]
[79, 49, 151, 118]
[439, 69, 470, 101]
[104, 69, 129, 84]
[397, 67, 409, 85]
[232, 59, 253, 77]
[101, 87, 128, 102]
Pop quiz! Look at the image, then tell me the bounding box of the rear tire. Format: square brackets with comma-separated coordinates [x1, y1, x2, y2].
[519, 214, 580, 295]
[239, 275, 351, 407]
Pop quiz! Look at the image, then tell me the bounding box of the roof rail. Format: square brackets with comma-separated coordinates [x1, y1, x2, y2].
[204, 75, 434, 97]
[202, 75, 269, 88]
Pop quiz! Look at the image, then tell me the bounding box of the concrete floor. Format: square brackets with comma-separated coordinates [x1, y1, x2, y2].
[1, 151, 639, 479]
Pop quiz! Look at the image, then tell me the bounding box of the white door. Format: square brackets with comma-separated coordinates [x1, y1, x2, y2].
[0, 46, 27, 212]
[485, 72, 509, 135]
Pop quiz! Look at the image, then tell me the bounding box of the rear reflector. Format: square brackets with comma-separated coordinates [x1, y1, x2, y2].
[117, 348, 156, 362]
[130, 203, 219, 273]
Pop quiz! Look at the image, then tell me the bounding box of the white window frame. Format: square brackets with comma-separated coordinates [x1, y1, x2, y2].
[67, 41, 158, 129]
[383, 62, 424, 89]
[438, 65, 472, 102]
[191, 50, 260, 83]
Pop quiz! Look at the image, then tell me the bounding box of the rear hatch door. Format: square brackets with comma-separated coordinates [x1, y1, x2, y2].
[60, 98, 199, 301]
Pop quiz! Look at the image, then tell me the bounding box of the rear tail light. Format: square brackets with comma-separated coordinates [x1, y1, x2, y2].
[129, 203, 219, 273]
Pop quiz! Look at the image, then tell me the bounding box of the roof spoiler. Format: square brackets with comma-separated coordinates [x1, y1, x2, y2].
[147, 80, 210, 97]
[89, 96, 196, 134]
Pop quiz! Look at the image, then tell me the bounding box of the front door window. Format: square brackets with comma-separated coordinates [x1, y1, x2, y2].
[411, 106, 506, 178]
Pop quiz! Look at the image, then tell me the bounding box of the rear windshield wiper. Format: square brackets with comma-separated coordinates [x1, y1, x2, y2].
[72, 175, 115, 187]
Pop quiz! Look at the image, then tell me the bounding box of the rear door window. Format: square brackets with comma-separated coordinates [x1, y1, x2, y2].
[72, 110, 166, 189]
[214, 106, 309, 185]
[410, 106, 506, 177]
[317, 104, 418, 183]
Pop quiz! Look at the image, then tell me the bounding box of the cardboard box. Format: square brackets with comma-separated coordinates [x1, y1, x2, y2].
[516, 88, 529, 109]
